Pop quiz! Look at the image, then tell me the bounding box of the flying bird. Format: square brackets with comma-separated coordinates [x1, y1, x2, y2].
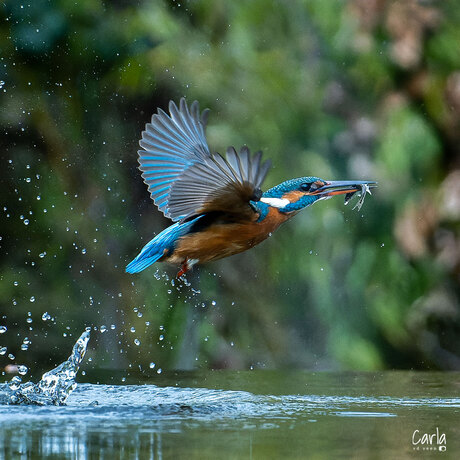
[126, 99, 376, 277]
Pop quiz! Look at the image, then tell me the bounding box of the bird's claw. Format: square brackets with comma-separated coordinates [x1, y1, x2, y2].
[176, 264, 188, 279]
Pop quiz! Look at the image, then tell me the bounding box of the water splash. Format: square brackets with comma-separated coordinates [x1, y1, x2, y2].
[2, 329, 90, 405]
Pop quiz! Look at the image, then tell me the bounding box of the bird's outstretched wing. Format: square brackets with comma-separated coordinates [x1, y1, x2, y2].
[138, 98, 271, 222]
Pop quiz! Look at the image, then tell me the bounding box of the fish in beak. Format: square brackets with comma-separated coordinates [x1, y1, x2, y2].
[313, 180, 377, 211]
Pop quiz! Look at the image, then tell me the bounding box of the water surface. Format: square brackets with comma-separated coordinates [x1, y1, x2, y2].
[1, 371, 458, 458]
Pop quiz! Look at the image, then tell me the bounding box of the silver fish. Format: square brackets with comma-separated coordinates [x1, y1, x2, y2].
[344, 183, 372, 211]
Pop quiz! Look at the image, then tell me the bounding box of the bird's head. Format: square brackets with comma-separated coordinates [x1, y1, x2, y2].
[260, 177, 377, 213]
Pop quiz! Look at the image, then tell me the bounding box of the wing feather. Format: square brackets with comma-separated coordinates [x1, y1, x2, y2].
[137, 98, 271, 222]
[167, 148, 271, 221]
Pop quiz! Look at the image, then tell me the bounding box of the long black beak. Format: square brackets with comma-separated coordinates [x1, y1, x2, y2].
[314, 180, 378, 197]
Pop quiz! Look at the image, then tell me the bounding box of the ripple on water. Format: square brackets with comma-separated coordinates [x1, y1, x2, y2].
[2, 382, 458, 431]
[1, 331, 459, 435]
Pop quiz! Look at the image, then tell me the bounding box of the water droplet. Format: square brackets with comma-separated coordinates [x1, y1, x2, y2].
[380, 243, 385, 247]
[39, 252, 46, 258]
[149, 362, 155, 369]
[130, 327, 136, 333]
[18, 365, 28, 376]
[23, 219, 29, 225]
[156, 368, 162, 374]
[42, 312, 51, 321]
[0, 326, 7, 334]
[30, 296, 35, 302]
[159, 335, 164, 341]
[8, 376, 21, 391]
[100, 325, 107, 333]
[134, 338, 141, 346]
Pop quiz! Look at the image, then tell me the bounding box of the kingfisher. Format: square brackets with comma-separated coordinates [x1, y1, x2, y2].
[126, 98, 376, 277]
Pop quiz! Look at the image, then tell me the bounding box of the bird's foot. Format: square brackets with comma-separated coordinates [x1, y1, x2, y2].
[176, 263, 188, 279]
[176, 258, 199, 279]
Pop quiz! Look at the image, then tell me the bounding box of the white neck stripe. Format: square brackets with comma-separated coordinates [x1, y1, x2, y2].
[260, 197, 290, 208]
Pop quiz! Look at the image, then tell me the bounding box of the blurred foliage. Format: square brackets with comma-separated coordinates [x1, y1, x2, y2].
[0, 0, 459, 378]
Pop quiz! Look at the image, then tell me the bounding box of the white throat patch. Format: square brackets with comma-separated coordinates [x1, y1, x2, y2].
[260, 197, 290, 209]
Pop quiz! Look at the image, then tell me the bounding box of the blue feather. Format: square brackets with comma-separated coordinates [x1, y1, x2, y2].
[125, 216, 203, 274]
[140, 155, 188, 163]
[147, 184, 169, 193]
[141, 168, 183, 173]
[142, 176, 176, 184]
[154, 192, 169, 201]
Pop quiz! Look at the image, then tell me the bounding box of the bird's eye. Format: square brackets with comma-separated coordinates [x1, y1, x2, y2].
[300, 183, 312, 191]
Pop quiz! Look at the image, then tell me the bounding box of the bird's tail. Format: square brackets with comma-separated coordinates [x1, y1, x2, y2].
[125, 247, 164, 273]
[126, 217, 202, 274]
[125, 224, 180, 274]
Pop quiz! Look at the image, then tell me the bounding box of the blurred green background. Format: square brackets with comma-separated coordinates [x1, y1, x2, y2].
[1, 0, 459, 378]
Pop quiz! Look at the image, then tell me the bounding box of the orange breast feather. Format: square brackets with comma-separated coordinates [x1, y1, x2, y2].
[168, 208, 291, 264]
